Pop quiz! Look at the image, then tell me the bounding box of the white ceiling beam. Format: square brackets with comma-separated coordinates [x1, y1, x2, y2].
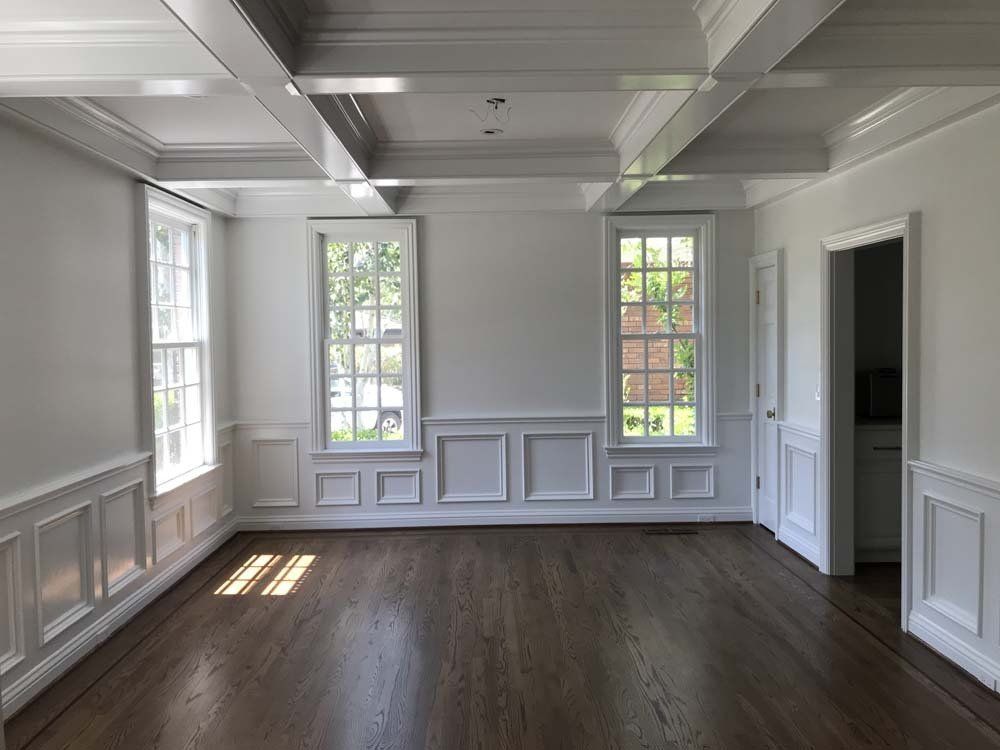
[292, 9, 707, 94]
[620, 180, 749, 211]
[658, 136, 828, 179]
[370, 141, 619, 183]
[589, 0, 847, 212]
[0, 20, 242, 98]
[157, 0, 396, 215]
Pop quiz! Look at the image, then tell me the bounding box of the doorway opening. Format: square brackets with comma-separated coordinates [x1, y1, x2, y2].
[820, 214, 918, 631]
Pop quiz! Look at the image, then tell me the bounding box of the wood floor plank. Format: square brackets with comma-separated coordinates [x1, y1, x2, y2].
[7, 525, 1000, 750]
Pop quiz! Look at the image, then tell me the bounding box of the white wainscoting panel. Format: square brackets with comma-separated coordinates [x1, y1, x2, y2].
[436, 434, 508, 503]
[33, 502, 94, 646]
[669, 465, 715, 500]
[252, 438, 300, 508]
[522, 432, 594, 502]
[777, 423, 821, 565]
[98, 480, 145, 599]
[316, 471, 361, 506]
[0, 446, 237, 717]
[0, 532, 24, 674]
[922, 493, 984, 635]
[610, 466, 655, 500]
[377, 470, 422, 505]
[190, 485, 220, 538]
[151, 505, 186, 565]
[219, 439, 235, 516]
[907, 460, 1000, 690]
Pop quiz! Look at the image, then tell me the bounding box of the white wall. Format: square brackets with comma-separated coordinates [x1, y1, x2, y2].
[757, 104, 1000, 478]
[228, 209, 755, 527]
[755, 102, 1000, 689]
[0, 117, 141, 497]
[0, 115, 236, 716]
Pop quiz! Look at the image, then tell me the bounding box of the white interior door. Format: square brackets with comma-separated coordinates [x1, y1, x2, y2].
[755, 264, 779, 532]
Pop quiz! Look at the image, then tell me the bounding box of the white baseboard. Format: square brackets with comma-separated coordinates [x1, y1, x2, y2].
[236, 506, 753, 531]
[908, 611, 1000, 691]
[2, 518, 238, 717]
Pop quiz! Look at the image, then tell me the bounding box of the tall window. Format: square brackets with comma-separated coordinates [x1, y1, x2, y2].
[309, 220, 420, 454]
[145, 190, 213, 486]
[606, 216, 715, 448]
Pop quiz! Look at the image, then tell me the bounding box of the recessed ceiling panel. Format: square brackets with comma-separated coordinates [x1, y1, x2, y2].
[91, 97, 295, 145]
[358, 91, 637, 142]
[707, 88, 900, 139]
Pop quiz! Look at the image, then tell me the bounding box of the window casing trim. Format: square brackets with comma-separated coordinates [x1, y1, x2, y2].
[307, 218, 422, 456]
[137, 185, 216, 492]
[603, 214, 716, 451]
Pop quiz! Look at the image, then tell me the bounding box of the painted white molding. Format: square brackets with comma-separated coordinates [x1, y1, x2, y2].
[236, 506, 754, 532]
[98, 479, 147, 600]
[775, 421, 819, 441]
[151, 504, 187, 564]
[423, 414, 604, 426]
[0, 451, 151, 521]
[921, 494, 984, 637]
[908, 611, 1000, 691]
[609, 466, 656, 501]
[33, 502, 95, 647]
[0, 532, 24, 676]
[669, 465, 716, 500]
[819, 213, 918, 631]
[777, 423, 822, 566]
[190, 485, 220, 538]
[315, 471, 361, 507]
[251, 438, 300, 508]
[522, 432, 595, 502]
[604, 214, 717, 451]
[376, 470, 422, 506]
[908, 460, 1000, 501]
[1, 518, 237, 716]
[306, 218, 421, 455]
[436, 434, 508, 504]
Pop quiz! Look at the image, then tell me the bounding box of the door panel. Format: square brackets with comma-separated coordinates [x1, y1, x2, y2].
[755, 265, 779, 531]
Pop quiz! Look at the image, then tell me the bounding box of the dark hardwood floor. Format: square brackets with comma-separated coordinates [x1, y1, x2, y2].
[7, 525, 1000, 749]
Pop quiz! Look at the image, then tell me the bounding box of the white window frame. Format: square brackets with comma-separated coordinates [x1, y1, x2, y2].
[307, 218, 422, 460]
[604, 214, 716, 455]
[138, 185, 216, 492]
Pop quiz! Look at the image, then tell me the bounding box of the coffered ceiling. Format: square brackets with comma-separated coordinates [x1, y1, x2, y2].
[1, 0, 999, 215]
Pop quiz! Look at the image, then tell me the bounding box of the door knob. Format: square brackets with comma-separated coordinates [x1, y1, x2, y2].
[766, 408, 776, 419]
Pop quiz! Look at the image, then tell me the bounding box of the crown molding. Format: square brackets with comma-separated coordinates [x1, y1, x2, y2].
[49, 97, 163, 156]
[0, 20, 190, 48]
[375, 138, 615, 161]
[692, 0, 741, 39]
[823, 87, 937, 147]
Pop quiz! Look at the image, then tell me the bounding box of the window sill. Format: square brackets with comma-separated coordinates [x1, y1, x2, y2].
[309, 448, 423, 463]
[152, 463, 220, 504]
[604, 444, 719, 458]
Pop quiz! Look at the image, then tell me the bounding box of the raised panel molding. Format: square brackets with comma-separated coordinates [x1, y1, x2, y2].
[252, 438, 300, 508]
[190, 485, 220, 537]
[219, 440, 234, 515]
[669, 465, 715, 500]
[783, 443, 817, 535]
[436, 434, 508, 503]
[610, 465, 655, 501]
[316, 471, 361, 506]
[522, 432, 595, 502]
[33, 502, 95, 646]
[922, 493, 984, 636]
[151, 505, 186, 565]
[0, 531, 25, 674]
[98, 479, 146, 600]
[377, 470, 422, 505]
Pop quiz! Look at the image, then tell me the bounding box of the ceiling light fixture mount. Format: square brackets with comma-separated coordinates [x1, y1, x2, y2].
[470, 96, 512, 132]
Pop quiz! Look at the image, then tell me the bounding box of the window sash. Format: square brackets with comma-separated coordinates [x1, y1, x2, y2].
[146, 197, 213, 488]
[322, 238, 412, 449]
[613, 229, 707, 445]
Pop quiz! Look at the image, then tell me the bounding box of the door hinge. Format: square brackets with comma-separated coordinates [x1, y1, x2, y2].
[756, 476, 761, 490]
[756, 383, 760, 398]
[755, 290, 760, 304]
